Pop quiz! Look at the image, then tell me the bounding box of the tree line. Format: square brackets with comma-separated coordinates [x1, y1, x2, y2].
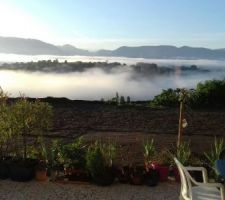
[150, 79, 225, 109]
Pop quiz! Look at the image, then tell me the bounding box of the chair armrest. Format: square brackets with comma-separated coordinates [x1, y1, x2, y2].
[185, 166, 208, 183]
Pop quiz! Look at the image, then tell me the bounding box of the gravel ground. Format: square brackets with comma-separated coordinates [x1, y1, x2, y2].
[0, 180, 179, 200]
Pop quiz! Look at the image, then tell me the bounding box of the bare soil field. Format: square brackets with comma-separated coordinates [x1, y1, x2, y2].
[26, 98, 225, 163]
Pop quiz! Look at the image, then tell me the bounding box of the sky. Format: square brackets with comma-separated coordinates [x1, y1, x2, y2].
[0, 0, 225, 50]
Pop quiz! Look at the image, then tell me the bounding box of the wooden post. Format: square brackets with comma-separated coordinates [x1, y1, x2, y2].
[177, 100, 183, 148]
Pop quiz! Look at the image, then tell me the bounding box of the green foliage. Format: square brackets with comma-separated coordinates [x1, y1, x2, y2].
[11, 97, 53, 158]
[155, 149, 172, 166]
[62, 137, 87, 169]
[0, 89, 13, 157]
[86, 141, 116, 177]
[204, 138, 224, 174]
[176, 142, 191, 165]
[151, 79, 225, 109]
[27, 136, 48, 162]
[120, 96, 125, 105]
[191, 79, 225, 108]
[143, 139, 155, 164]
[150, 88, 180, 107]
[49, 139, 64, 170]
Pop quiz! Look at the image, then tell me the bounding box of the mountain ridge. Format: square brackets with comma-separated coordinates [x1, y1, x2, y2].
[0, 36, 225, 60]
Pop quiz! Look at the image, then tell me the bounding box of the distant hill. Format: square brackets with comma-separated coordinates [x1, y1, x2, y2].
[1, 36, 225, 59]
[0, 36, 89, 56]
[58, 44, 90, 56]
[106, 45, 225, 59]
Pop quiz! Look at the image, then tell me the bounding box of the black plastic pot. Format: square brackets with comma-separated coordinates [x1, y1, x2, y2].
[0, 161, 10, 179]
[9, 159, 37, 182]
[145, 169, 160, 187]
[92, 168, 115, 186]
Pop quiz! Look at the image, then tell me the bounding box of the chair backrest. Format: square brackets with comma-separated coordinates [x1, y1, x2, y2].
[216, 160, 225, 179]
[174, 157, 191, 199]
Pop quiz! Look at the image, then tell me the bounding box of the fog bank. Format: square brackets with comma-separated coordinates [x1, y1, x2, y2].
[1, 55, 225, 100]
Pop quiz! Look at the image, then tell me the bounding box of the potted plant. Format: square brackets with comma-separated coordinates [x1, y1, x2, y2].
[48, 139, 65, 181]
[9, 97, 53, 182]
[63, 137, 89, 182]
[35, 160, 48, 181]
[172, 142, 191, 182]
[86, 141, 116, 186]
[144, 168, 160, 187]
[28, 137, 49, 182]
[0, 90, 13, 179]
[154, 149, 172, 182]
[143, 139, 156, 171]
[204, 138, 224, 181]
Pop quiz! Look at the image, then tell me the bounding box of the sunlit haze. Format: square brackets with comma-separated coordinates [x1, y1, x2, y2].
[0, 0, 225, 50]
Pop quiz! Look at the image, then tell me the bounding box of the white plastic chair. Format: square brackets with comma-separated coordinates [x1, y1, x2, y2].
[174, 157, 225, 200]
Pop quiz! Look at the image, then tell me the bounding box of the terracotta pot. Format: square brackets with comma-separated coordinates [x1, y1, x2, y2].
[173, 167, 180, 182]
[35, 169, 47, 181]
[157, 166, 169, 182]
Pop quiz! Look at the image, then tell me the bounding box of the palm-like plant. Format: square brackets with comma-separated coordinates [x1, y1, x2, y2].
[176, 142, 191, 166]
[204, 138, 224, 173]
[144, 139, 155, 166]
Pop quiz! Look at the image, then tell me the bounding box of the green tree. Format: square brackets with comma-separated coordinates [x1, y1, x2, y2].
[120, 96, 125, 105]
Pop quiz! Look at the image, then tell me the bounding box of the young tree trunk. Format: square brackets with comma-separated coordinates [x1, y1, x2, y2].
[177, 101, 184, 148]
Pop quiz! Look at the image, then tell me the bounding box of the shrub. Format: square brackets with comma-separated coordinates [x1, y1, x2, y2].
[86, 141, 116, 183]
[62, 137, 87, 169]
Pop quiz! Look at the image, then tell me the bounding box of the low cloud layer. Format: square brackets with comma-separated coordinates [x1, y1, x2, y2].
[1, 55, 225, 100]
[0, 68, 225, 100]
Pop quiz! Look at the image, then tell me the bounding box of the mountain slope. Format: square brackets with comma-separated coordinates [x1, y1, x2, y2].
[1, 36, 225, 59]
[58, 44, 90, 56]
[110, 45, 225, 59]
[0, 37, 63, 55]
[0, 36, 90, 56]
